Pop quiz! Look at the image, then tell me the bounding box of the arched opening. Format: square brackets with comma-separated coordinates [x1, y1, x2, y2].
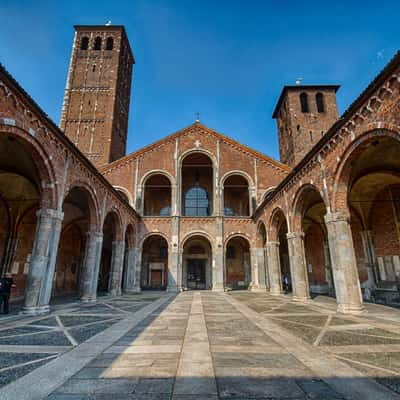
[80, 37, 89, 50]
[270, 209, 290, 293]
[223, 174, 250, 216]
[296, 187, 332, 296]
[106, 37, 114, 50]
[316, 92, 325, 113]
[341, 135, 400, 301]
[182, 153, 213, 216]
[143, 174, 171, 216]
[141, 235, 168, 290]
[93, 36, 102, 50]
[98, 212, 119, 294]
[0, 134, 42, 302]
[115, 188, 131, 205]
[182, 235, 212, 290]
[225, 236, 251, 290]
[300, 92, 309, 113]
[52, 187, 94, 301]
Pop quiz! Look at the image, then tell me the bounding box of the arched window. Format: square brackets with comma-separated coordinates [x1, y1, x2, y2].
[80, 37, 89, 50]
[316, 92, 325, 113]
[93, 36, 102, 50]
[184, 187, 210, 216]
[300, 92, 309, 113]
[106, 37, 114, 50]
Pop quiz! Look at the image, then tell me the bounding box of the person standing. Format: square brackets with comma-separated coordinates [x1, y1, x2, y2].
[0, 272, 15, 314]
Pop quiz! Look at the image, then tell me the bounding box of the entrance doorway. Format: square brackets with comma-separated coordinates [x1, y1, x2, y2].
[182, 235, 212, 290]
[187, 259, 206, 289]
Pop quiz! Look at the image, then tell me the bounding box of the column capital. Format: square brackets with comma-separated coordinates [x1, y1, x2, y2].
[86, 230, 103, 239]
[266, 240, 280, 247]
[37, 208, 64, 221]
[286, 231, 304, 240]
[324, 210, 350, 224]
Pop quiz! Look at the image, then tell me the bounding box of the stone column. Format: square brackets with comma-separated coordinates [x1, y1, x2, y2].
[80, 231, 103, 302]
[109, 240, 125, 296]
[23, 208, 64, 315]
[324, 211, 364, 314]
[287, 232, 310, 301]
[360, 230, 377, 289]
[266, 241, 282, 295]
[213, 218, 225, 291]
[255, 247, 267, 291]
[132, 246, 142, 292]
[123, 247, 137, 293]
[167, 217, 180, 292]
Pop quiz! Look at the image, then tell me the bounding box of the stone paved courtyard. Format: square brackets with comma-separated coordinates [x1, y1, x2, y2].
[0, 292, 400, 399]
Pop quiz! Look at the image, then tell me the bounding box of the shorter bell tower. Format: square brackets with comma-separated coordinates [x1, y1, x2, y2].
[273, 85, 340, 167]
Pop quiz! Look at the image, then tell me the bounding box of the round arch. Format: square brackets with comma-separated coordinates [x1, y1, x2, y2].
[102, 208, 123, 241]
[268, 207, 288, 242]
[139, 231, 170, 248]
[225, 235, 251, 289]
[220, 170, 254, 188]
[332, 128, 400, 212]
[181, 230, 215, 251]
[291, 183, 327, 232]
[179, 148, 217, 167]
[114, 186, 133, 206]
[140, 169, 176, 187]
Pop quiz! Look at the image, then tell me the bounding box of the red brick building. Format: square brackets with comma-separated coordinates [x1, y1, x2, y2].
[0, 24, 399, 314]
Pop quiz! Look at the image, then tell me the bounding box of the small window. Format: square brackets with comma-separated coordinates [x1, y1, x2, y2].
[309, 131, 313, 143]
[92, 65, 96, 72]
[93, 36, 102, 50]
[316, 92, 325, 113]
[106, 37, 114, 50]
[300, 93, 309, 113]
[80, 37, 89, 50]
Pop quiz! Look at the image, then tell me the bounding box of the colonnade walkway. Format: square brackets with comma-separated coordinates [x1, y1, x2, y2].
[0, 292, 400, 399]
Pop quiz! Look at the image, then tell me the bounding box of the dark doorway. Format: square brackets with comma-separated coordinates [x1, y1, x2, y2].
[187, 259, 206, 289]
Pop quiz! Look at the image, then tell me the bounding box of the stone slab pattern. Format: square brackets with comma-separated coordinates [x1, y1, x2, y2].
[1, 291, 400, 399]
[0, 293, 161, 389]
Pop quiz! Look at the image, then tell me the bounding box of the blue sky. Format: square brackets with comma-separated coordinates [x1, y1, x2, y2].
[0, 0, 399, 160]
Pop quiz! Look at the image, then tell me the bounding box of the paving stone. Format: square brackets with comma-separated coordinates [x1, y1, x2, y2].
[0, 351, 55, 368]
[59, 315, 115, 327]
[0, 326, 51, 337]
[0, 330, 72, 346]
[296, 379, 344, 399]
[69, 321, 119, 344]
[134, 378, 174, 394]
[55, 378, 139, 394]
[29, 317, 60, 327]
[319, 330, 400, 346]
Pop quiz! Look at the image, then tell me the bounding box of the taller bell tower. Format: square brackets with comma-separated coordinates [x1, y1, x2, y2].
[60, 25, 134, 167]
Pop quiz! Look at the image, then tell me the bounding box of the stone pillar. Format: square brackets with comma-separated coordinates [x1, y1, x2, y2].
[213, 217, 225, 291]
[167, 217, 180, 292]
[255, 247, 267, 291]
[109, 240, 125, 296]
[23, 208, 64, 315]
[361, 230, 377, 290]
[287, 232, 310, 301]
[123, 247, 137, 293]
[266, 241, 282, 295]
[80, 231, 103, 302]
[132, 246, 142, 292]
[324, 211, 364, 314]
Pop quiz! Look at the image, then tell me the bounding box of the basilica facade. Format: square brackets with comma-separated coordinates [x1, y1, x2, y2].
[0, 25, 399, 315]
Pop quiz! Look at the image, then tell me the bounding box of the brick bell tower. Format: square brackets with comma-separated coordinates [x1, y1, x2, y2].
[60, 25, 134, 167]
[272, 85, 340, 167]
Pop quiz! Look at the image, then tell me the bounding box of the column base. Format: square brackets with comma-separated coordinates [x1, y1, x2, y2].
[124, 287, 141, 294]
[249, 285, 268, 293]
[80, 296, 97, 303]
[337, 302, 366, 315]
[166, 285, 180, 293]
[21, 305, 50, 315]
[292, 295, 311, 302]
[212, 283, 225, 292]
[269, 286, 283, 296]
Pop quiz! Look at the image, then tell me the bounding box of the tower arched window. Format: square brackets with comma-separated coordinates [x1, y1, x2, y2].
[106, 37, 114, 50]
[184, 187, 210, 216]
[93, 36, 102, 50]
[80, 37, 89, 50]
[316, 92, 325, 113]
[300, 92, 309, 113]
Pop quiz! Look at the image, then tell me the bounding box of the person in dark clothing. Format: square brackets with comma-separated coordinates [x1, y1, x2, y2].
[0, 273, 15, 314]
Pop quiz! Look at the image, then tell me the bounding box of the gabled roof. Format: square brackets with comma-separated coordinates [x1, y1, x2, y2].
[272, 85, 340, 118]
[101, 122, 291, 173]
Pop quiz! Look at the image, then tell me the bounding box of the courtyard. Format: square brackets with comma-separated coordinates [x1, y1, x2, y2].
[0, 292, 399, 399]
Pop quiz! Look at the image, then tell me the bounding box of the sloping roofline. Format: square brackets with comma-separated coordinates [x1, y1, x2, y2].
[272, 84, 340, 118]
[100, 122, 291, 173]
[0, 62, 138, 217]
[254, 50, 400, 218]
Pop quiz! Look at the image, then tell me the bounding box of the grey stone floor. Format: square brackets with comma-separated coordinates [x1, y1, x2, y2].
[1, 291, 400, 399]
